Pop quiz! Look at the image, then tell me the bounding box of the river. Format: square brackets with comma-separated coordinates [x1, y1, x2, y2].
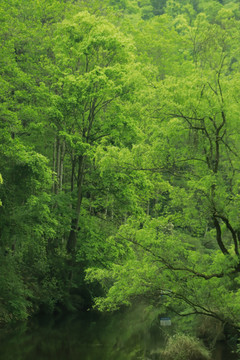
[0, 307, 238, 360]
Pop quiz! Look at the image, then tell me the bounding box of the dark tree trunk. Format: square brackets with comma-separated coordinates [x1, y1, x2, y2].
[66, 155, 85, 255]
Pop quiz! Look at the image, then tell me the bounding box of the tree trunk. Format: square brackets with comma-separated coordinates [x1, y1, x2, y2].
[67, 155, 85, 255]
[52, 137, 57, 193]
[56, 137, 61, 194]
[59, 140, 65, 192]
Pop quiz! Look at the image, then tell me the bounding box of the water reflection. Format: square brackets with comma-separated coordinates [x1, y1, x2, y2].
[0, 308, 157, 360]
[0, 308, 238, 360]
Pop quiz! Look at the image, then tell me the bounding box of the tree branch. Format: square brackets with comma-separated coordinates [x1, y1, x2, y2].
[215, 214, 239, 255]
[118, 234, 225, 280]
[212, 216, 229, 255]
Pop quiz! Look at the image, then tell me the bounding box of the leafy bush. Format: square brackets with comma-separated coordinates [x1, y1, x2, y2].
[0, 256, 31, 323]
[160, 334, 211, 360]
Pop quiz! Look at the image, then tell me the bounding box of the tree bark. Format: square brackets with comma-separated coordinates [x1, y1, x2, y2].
[67, 155, 86, 254]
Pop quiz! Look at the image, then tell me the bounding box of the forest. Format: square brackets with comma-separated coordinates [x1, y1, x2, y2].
[1, 0, 240, 354]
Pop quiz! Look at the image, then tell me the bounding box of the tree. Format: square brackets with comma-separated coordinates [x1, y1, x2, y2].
[86, 9, 240, 331]
[0, 0, 71, 321]
[45, 11, 140, 256]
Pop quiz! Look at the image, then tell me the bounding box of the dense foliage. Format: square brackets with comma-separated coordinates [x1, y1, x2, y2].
[1, 0, 240, 339]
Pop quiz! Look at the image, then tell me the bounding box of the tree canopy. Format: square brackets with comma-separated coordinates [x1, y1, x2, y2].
[1, 0, 240, 339]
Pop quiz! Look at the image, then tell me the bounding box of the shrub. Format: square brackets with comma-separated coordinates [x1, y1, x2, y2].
[160, 334, 211, 360]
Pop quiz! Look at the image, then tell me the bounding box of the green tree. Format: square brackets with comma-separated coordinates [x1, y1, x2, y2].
[86, 9, 240, 331]
[0, 0, 71, 321]
[45, 11, 140, 256]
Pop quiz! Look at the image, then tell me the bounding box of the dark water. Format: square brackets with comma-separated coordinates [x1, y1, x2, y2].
[0, 308, 238, 360]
